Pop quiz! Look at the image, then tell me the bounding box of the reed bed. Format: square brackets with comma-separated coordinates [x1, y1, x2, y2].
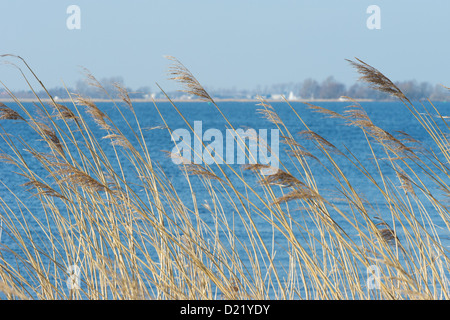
[0, 55, 449, 299]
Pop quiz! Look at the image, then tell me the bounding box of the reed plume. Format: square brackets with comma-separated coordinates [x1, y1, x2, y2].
[346, 58, 407, 101]
[0, 103, 24, 121]
[165, 55, 213, 102]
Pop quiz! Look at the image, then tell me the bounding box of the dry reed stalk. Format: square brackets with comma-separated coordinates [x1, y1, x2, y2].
[256, 107, 283, 125]
[162, 150, 191, 164]
[280, 136, 319, 161]
[76, 95, 112, 131]
[0, 281, 29, 300]
[372, 217, 402, 249]
[298, 130, 342, 154]
[0, 103, 25, 121]
[241, 163, 272, 172]
[287, 149, 319, 162]
[347, 58, 406, 101]
[272, 187, 323, 205]
[21, 179, 68, 201]
[50, 162, 110, 193]
[305, 102, 345, 120]
[51, 102, 78, 122]
[32, 121, 65, 156]
[378, 228, 398, 245]
[394, 166, 416, 196]
[80, 67, 103, 90]
[280, 135, 302, 147]
[0, 152, 16, 165]
[182, 163, 223, 182]
[165, 56, 213, 102]
[114, 83, 133, 111]
[344, 105, 416, 158]
[102, 133, 132, 149]
[257, 169, 304, 188]
[395, 131, 423, 148]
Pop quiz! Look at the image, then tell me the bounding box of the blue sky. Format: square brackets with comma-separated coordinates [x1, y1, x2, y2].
[1, 1, 449, 92]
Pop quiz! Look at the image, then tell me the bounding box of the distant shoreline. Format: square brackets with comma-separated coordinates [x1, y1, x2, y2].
[1, 98, 446, 104]
[0, 98, 381, 103]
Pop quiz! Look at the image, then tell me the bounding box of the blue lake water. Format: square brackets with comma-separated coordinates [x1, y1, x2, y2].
[1, 99, 449, 298]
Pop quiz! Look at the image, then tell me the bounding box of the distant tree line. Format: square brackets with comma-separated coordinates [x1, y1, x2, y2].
[1, 76, 153, 100]
[208, 77, 450, 101]
[2, 76, 450, 101]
